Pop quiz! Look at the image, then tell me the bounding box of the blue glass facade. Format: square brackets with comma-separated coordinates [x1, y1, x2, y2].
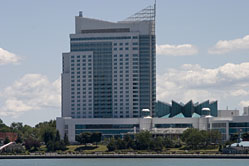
[155, 100, 218, 118]
[139, 35, 156, 116]
[75, 124, 139, 135]
[155, 101, 171, 117]
[71, 36, 132, 41]
[155, 123, 193, 128]
[229, 122, 249, 135]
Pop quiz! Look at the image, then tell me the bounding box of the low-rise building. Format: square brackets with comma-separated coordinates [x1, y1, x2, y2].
[243, 107, 249, 116]
[218, 109, 239, 117]
[57, 114, 249, 143]
[0, 132, 17, 143]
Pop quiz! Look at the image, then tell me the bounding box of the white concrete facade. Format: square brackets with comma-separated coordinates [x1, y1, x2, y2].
[62, 51, 94, 118]
[57, 115, 249, 143]
[243, 107, 249, 116]
[218, 109, 240, 117]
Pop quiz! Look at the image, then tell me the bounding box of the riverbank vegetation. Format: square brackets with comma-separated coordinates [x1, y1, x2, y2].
[106, 129, 222, 152]
[0, 119, 246, 154]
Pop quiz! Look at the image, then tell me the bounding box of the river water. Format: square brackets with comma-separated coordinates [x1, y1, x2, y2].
[0, 158, 249, 166]
[0, 159, 249, 166]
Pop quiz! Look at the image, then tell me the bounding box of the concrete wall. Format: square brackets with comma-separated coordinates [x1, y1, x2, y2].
[218, 110, 239, 117]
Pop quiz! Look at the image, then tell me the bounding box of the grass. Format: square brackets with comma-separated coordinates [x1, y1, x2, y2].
[39, 145, 47, 152]
[25, 144, 219, 154]
[66, 144, 107, 153]
[167, 146, 219, 154]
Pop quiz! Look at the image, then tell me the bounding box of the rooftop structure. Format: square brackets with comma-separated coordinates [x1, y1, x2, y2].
[243, 106, 249, 116]
[155, 100, 218, 118]
[218, 109, 240, 117]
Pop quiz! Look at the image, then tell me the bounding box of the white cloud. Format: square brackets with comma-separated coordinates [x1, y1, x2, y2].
[157, 62, 249, 106]
[0, 74, 60, 117]
[208, 35, 249, 54]
[230, 89, 249, 97]
[156, 44, 198, 56]
[240, 100, 249, 107]
[0, 48, 21, 65]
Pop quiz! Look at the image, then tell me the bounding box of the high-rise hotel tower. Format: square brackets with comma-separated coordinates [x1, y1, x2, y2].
[61, 5, 156, 120]
[58, 4, 249, 143]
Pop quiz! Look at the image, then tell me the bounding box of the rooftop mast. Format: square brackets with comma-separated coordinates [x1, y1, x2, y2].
[121, 2, 156, 22]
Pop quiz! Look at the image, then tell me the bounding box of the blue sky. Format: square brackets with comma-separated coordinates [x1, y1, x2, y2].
[0, 0, 249, 126]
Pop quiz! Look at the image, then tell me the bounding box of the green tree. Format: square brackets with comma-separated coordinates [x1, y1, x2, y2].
[0, 120, 12, 133]
[54, 140, 67, 151]
[64, 133, 70, 145]
[21, 125, 35, 140]
[32, 139, 41, 151]
[116, 138, 126, 150]
[163, 136, 175, 148]
[15, 134, 23, 144]
[55, 130, 61, 142]
[46, 140, 55, 152]
[123, 134, 134, 149]
[230, 134, 239, 142]
[242, 132, 249, 141]
[4, 137, 10, 144]
[200, 130, 209, 147]
[107, 138, 116, 151]
[10, 122, 23, 132]
[208, 130, 222, 145]
[135, 131, 152, 150]
[24, 137, 41, 151]
[151, 136, 163, 151]
[91, 132, 102, 147]
[35, 120, 56, 141]
[182, 128, 205, 149]
[76, 132, 92, 146]
[42, 128, 55, 144]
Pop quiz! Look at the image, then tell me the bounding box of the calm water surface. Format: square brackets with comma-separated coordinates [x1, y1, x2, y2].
[0, 159, 249, 166]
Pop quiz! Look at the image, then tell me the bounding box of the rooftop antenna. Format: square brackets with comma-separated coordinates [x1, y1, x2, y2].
[120, 1, 156, 34]
[79, 11, 83, 17]
[122, 3, 156, 22]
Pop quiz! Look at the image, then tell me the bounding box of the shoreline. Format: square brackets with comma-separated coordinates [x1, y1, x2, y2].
[1, 154, 249, 159]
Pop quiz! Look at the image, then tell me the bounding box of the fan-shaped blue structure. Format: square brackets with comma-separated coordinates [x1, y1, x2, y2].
[155, 100, 218, 118]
